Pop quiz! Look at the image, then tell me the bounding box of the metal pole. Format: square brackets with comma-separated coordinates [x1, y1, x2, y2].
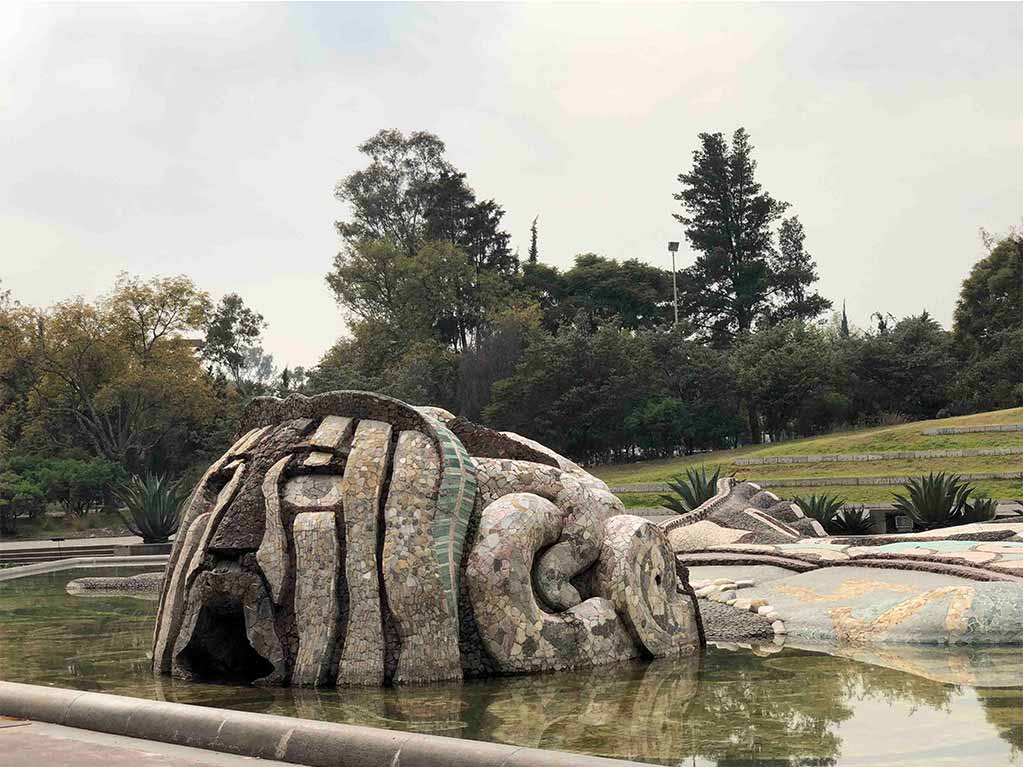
[672, 250, 678, 325]
[668, 241, 680, 326]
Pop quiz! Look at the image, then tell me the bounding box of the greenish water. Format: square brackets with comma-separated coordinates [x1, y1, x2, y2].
[1, 568, 1021, 766]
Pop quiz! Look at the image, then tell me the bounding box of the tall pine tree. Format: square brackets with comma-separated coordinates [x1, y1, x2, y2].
[673, 128, 829, 344]
[528, 216, 539, 264]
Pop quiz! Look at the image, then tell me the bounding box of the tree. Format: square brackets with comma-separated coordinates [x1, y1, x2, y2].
[953, 232, 1022, 355]
[200, 293, 268, 391]
[840, 300, 850, 338]
[641, 324, 746, 451]
[836, 312, 955, 422]
[673, 128, 829, 342]
[422, 170, 516, 275]
[328, 130, 516, 354]
[455, 304, 543, 421]
[5, 276, 216, 472]
[334, 129, 451, 255]
[307, 329, 457, 411]
[887, 312, 955, 419]
[527, 254, 673, 331]
[528, 216, 539, 264]
[731, 321, 835, 442]
[768, 216, 831, 324]
[484, 321, 652, 463]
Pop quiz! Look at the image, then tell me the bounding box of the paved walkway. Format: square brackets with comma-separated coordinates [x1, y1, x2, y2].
[0, 720, 295, 767]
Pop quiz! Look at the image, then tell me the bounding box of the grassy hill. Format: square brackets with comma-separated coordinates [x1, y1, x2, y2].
[591, 407, 1022, 507]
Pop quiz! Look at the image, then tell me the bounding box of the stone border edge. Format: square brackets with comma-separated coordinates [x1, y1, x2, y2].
[0, 681, 654, 767]
[0, 555, 168, 583]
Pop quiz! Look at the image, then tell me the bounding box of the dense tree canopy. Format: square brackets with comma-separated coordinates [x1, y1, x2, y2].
[2, 126, 1017, 526]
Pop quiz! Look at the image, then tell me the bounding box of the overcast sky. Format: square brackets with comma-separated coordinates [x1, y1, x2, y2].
[1, 2, 1020, 368]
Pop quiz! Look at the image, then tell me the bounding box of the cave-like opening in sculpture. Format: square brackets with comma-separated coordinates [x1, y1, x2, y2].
[175, 603, 274, 684]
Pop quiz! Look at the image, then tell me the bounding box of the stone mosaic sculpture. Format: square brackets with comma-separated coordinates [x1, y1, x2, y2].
[152, 391, 701, 687]
[666, 477, 1023, 645]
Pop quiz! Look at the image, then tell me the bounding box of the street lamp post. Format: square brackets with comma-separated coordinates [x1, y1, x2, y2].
[667, 241, 679, 325]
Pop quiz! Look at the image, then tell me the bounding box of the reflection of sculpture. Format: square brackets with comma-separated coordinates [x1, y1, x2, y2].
[152, 391, 701, 686]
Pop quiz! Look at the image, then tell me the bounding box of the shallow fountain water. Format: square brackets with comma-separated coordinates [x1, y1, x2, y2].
[1, 567, 1020, 766]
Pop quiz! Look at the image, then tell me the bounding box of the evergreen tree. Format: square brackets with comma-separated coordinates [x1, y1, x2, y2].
[529, 216, 539, 264]
[840, 301, 850, 338]
[673, 128, 829, 343]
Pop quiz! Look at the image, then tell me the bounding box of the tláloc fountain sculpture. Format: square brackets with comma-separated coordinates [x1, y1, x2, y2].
[152, 391, 702, 687]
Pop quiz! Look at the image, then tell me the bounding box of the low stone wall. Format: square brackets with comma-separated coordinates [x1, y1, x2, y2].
[921, 424, 1021, 435]
[734, 447, 1022, 466]
[0, 681, 653, 767]
[612, 471, 1022, 493]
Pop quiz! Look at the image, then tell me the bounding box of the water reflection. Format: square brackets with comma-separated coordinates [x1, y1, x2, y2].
[1, 568, 1020, 766]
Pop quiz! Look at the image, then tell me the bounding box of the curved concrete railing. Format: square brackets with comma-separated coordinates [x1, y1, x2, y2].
[0, 681, 655, 767]
[0, 555, 168, 583]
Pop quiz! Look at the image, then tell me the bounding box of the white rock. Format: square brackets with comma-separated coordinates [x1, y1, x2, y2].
[757, 605, 774, 616]
[772, 620, 787, 634]
[734, 579, 755, 589]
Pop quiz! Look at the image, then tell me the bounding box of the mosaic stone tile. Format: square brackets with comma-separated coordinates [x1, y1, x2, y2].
[292, 511, 340, 686]
[336, 419, 392, 687]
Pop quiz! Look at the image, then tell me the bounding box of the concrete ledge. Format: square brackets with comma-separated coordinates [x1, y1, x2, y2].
[0, 681, 654, 767]
[734, 446, 1023, 465]
[112, 542, 172, 556]
[0, 555, 168, 582]
[922, 424, 1021, 435]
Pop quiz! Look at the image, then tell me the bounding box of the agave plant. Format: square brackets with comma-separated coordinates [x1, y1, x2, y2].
[828, 505, 875, 536]
[659, 465, 722, 514]
[114, 473, 189, 544]
[891, 472, 974, 531]
[962, 496, 998, 524]
[792, 494, 846, 526]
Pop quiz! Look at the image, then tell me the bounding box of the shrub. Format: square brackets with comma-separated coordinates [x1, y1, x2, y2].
[792, 494, 846, 526]
[891, 472, 973, 531]
[114, 474, 189, 544]
[828, 505, 875, 535]
[0, 471, 46, 536]
[962, 496, 998, 524]
[873, 411, 909, 427]
[660, 465, 722, 514]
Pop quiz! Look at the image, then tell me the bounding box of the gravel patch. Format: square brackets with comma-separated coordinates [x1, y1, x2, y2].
[698, 598, 775, 641]
[66, 571, 165, 593]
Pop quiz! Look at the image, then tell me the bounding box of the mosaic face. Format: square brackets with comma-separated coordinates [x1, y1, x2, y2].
[152, 391, 702, 687]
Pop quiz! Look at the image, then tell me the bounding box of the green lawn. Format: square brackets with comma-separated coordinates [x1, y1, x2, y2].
[751, 407, 1022, 457]
[592, 408, 1023, 504]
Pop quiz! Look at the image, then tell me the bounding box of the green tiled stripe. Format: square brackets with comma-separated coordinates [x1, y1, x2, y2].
[426, 418, 478, 616]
